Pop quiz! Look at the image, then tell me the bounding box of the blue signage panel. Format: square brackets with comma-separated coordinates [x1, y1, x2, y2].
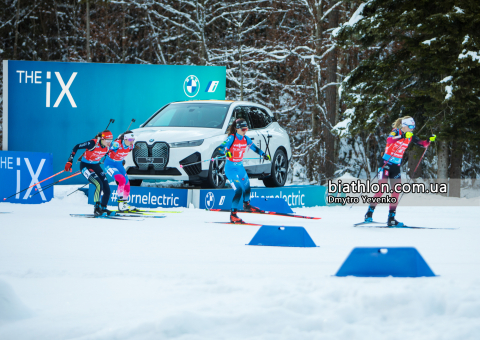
[3, 60, 226, 184]
[88, 184, 188, 208]
[0, 151, 53, 204]
[200, 185, 328, 210]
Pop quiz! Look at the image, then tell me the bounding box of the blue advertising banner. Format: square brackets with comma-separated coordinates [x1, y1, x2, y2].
[199, 185, 329, 210]
[88, 184, 188, 208]
[0, 151, 53, 204]
[3, 60, 226, 184]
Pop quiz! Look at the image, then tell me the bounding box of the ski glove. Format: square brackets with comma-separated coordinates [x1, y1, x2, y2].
[405, 132, 413, 139]
[429, 134, 436, 142]
[226, 151, 232, 158]
[65, 161, 73, 172]
[263, 154, 271, 161]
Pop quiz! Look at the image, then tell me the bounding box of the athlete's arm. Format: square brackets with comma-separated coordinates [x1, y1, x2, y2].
[67, 140, 96, 163]
[65, 140, 96, 171]
[217, 135, 235, 155]
[411, 135, 430, 148]
[245, 136, 265, 156]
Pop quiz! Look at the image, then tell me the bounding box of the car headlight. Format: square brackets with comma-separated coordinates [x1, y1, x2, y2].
[169, 139, 204, 148]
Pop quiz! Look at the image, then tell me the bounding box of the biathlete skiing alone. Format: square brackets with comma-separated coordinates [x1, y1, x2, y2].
[104, 131, 136, 212]
[364, 116, 436, 226]
[218, 118, 271, 224]
[65, 130, 115, 217]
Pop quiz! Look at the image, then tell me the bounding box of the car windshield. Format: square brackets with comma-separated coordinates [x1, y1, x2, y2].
[145, 103, 231, 129]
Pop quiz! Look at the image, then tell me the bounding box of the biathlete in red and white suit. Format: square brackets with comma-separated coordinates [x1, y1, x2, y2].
[364, 116, 436, 226]
[218, 119, 270, 224]
[104, 131, 135, 212]
[65, 130, 114, 216]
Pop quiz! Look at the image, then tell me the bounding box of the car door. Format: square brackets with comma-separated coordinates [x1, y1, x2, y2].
[231, 106, 260, 172]
[248, 106, 274, 174]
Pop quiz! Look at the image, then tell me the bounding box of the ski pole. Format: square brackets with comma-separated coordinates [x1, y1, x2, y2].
[396, 145, 430, 205]
[34, 171, 81, 192]
[105, 118, 115, 130]
[3, 170, 65, 201]
[67, 183, 89, 197]
[126, 118, 136, 131]
[30, 171, 81, 197]
[259, 133, 273, 162]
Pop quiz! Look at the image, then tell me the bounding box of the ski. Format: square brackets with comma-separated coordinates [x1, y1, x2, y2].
[0, 212, 12, 214]
[208, 209, 321, 220]
[70, 214, 144, 221]
[208, 222, 262, 226]
[353, 221, 386, 227]
[114, 213, 165, 219]
[110, 208, 181, 214]
[354, 222, 457, 230]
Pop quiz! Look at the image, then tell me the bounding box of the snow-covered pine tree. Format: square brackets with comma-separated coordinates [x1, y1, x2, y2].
[334, 0, 480, 194]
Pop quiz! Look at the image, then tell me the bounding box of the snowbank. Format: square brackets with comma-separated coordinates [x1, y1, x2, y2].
[0, 185, 479, 339]
[0, 280, 31, 323]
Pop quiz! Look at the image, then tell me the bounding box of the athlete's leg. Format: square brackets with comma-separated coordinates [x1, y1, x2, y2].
[369, 165, 390, 207]
[225, 163, 247, 223]
[124, 181, 131, 198]
[114, 174, 126, 197]
[229, 176, 244, 211]
[388, 164, 402, 212]
[240, 168, 251, 204]
[116, 166, 134, 210]
[116, 165, 129, 199]
[104, 158, 126, 198]
[80, 162, 103, 204]
[91, 164, 110, 208]
[80, 162, 111, 215]
[122, 166, 131, 197]
[365, 164, 390, 221]
[225, 163, 246, 211]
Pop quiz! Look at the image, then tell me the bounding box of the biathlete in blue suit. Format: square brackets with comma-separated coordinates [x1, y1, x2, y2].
[217, 118, 271, 224]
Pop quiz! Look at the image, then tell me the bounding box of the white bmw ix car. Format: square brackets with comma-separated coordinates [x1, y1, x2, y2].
[125, 100, 292, 189]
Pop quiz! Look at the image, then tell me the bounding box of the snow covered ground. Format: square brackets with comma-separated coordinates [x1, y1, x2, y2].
[1, 186, 480, 340]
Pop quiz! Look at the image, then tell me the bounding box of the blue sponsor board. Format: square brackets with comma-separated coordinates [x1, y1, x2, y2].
[88, 184, 188, 208]
[3, 60, 226, 184]
[0, 151, 53, 204]
[200, 185, 328, 210]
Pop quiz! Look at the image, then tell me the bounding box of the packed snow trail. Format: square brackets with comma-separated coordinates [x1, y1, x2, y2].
[0, 186, 479, 339]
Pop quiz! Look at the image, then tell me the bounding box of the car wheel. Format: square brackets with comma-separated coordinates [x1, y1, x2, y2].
[129, 179, 143, 187]
[204, 150, 227, 189]
[262, 148, 288, 187]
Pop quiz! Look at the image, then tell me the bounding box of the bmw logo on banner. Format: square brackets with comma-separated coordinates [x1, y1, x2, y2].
[205, 192, 215, 210]
[183, 75, 200, 97]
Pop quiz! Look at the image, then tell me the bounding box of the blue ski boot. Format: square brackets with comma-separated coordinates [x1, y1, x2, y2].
[387, 210, 404, 227]
[364, 206, 375, 222]
[101, 205, 116, 216]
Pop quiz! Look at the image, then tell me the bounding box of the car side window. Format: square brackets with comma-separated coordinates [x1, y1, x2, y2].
[249, 107, 272, 129]
[232, 107, 253, 129]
